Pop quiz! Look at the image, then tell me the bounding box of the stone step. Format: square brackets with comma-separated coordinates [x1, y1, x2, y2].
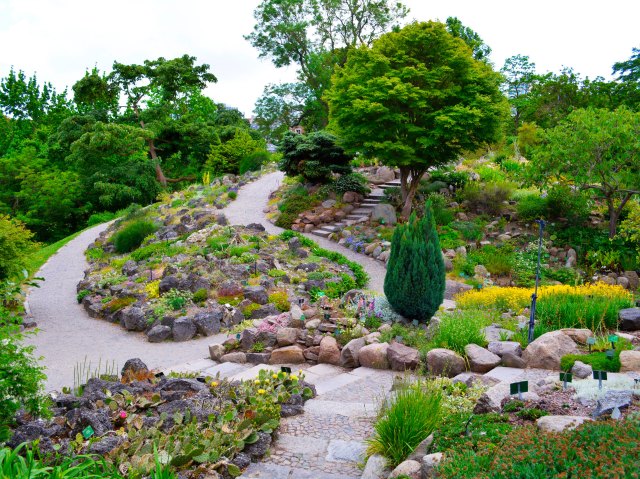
[345, 214, 369, 220]
[312, 229, 332, 238]
[319, 225, 340, 232]
[200, 361, 252, 379]
[229, 364, 281, 382]
[358, 203, 376, 209]
[361, 199, 381, 204]
[350, 209, 372, 215]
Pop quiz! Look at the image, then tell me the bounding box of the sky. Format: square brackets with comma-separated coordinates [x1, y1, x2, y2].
[1, 0, 638, 116]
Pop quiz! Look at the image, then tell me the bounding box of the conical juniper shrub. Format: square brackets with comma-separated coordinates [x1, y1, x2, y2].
[384, 201, 445, 321]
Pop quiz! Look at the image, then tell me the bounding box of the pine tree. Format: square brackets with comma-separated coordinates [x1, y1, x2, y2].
[384, 201, 445, 321]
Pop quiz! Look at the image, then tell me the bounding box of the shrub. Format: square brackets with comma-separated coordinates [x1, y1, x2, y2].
[228, 190, 238, 200]
[162, 289, 191, 311]
[432, 412, 512, 453]
[130, 242, 185, 262]
[429, 310, 491, 355]
[0, 328, 48, 432]
[268, 291, 290, 312]
[429, 169, 468, 189]
[516, 193, 548, 221]
[384, 202, 445, 322]
[113, 220, 158, 254]
[239, 151, 269, 174]
[332, 173, 370, 196]
[77, 289, 91, 303]
[436, 418, 640, 478]
[0, 215, 37, 280]
[243, 303, 261, 319]
[476, 165, 506, 183]
[461, 181, 514, 215]
[192, 288, 209, 304]
[275, 186, 321, 229]
[560, 339, 632, 372]
[367, 382, 442, 468]
[516, 407, 548, 420]
[87, 211, 118, 227]
[546, 185, 590, 224]
[379, 323, 431, 357]
[468, 244, 515, 276]
[426, 193, 454, 226]
[450, 220, 484, 241]
[144, 280, 160, 299]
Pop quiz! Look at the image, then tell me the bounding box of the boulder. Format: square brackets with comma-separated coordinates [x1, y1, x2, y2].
[289, 305, 305, 328]
[389, 460, 421, 479]
[276, 327, 299, 347]
[487, 341, 522, 357]
[571, 360, 593, 379]
[407, 434, 434, 461]
[522, 331, 579, 369]
[342, 192, 358, 203]
[146, 324, 172, 342]
[426, 348, 466, 377]
[370, 166, 396, 184]
[445, 279, 472, 300]
[422, 453, 444, 479]
[598, 390, 634, 415]
[220, 352, 247, 363]
[536, 415, 592, 433]
[358, 343, 390, 369]
[465, 344, 501, 373]
[193, 310, 222, 336]
[561, 328, 593, 345]
[243, 286, 268, 305]
[208, 344, 225, 361]
[217, 280, 243, 297]
[121, 358, 148, 377]
[340, 337, 366, 368]
[122, 307, 147, 332]
[172, 316, 196, 342]
[269, 345, 306, 364]
[246, 352, 271, 364]
[619, 308, 640, 331]
[318, 336, 341, 365]
[619, 350, 640, 372]
[452, 372, 499, 388]
[361, 454, 389, 479]
[387, 341, 420, 371]
[623, 271, 639, 291]
[370, 203, 397, 225]
[501, 352, 526, 368]
[482, 324, 513, 342]
[159, 275, 179, 294]
[250, 304, 280, 319]
[473, 383, 538, 413]
[122, 260, 138, 276]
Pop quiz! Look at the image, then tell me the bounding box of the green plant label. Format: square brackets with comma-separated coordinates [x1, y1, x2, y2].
[81, 425, 94, 439]
[395, 335, 404, 343]
[586, 337, 596, 345]
[608, 334, 618, 343]
[606, 349, 615, 358]
[560, 372, 573, 383]
[281, 367, 292, 373]
[509, 381, 528, 395]
[593, 370, 608, 380]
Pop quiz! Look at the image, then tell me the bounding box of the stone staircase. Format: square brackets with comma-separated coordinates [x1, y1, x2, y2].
[311, 179, 401, 238]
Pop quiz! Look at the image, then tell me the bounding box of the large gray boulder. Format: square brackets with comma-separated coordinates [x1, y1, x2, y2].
[122, 307, 147, 332]
[522, 330, 579, 369]
[318, 336, 341, 365]
[243, 286, 269, 305]
[146, 324, 172, 343]
[172, 316, 196, 342]
[340, 337, 366, 368]
[619, 308, 640, 331]
[427, 348, 465, 377]
[465, 344, 501, 373]
[537, 415, 592, 433]
[193, 310, 222, 336]
[370, 204, 397, 225]
[358, 343, 390, 369]
[487, 341, 522, 357]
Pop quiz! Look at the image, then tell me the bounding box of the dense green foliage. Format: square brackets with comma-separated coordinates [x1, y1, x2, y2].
[384, 202, 445, 321]
[0, 215, 38, 280]
[436, 418, 640, 478]
[279, 131, 352, 183]
[429, 310, 491, 355]
[113, 220, 158, 254]
[367, 382, 442, 468]
[328, 21, 509, 217]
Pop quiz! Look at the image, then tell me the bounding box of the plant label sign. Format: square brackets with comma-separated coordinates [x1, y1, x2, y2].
[609, 334, 618, 349]
[281, 367, 292, 373]
[586, 336, 596, 352]
[605, 349, 615, 359]
[560, 372, 573, 389]
[593, 370, 608, 390]
[510, 381, 529, 400]
[82, 425, 94, 439]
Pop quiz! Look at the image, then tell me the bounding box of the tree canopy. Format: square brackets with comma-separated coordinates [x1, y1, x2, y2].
[327, 21, 509, 217]
[530, 107, 640, 238]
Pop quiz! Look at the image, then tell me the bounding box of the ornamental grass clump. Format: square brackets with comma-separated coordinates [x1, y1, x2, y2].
[384, 201, 445, 322]
[428, 310, 492, 355]
[113, 220, 158, 254]
[367, 382, 442, 468]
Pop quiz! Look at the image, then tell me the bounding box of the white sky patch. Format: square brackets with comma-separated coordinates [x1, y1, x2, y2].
[1, 0, 638, 116]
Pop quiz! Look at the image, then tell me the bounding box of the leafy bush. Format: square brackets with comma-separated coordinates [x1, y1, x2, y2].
[516, 407, 548, 420]
[426, 193, 454, 226]
[0, 215, 38, 280]
[113, 220, 158, 254]
[429, 310, 491, 355]
[367, 382, 442, 468]
[332, 173, 370, 196]
[379, 323, 431, 357]
[279, 131, 352, 183]
[432, 412, 512, 453]
[436, 418, 640, 478]
[192, 288, 208, 304]
[429, 169, 469, 189]
[162, 289, 191, 311]
[468, 244, 515, 276]
[0, 328, 48, 433]
[239, 151, 269, 174]
[437, 225, 465, 250]
[516, 193, 547, 221]
[560, 338, 633, 372]
[275, 186, 321, 229]
[450, 220, 484, 241]
[87, 211, 118, 227]
[546, 185, 590, 224]
[461, 181, 514, 215]
[130, 242, 186, 262]
[268, 291, 290, 312]
[384, 203, 445, 321]
[476, 165, 506, 183]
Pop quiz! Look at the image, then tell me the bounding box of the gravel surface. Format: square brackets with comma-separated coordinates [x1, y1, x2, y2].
[26, 223, 224, 392]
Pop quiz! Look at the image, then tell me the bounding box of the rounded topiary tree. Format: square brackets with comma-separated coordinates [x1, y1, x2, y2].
[384, 201, 445, 321]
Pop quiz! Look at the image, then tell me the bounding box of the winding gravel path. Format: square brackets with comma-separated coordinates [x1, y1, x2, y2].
[26, 224, 223, 392]
[226, 171, 388, 293]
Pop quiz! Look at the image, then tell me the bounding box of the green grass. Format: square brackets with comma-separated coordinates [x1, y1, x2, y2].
[429, 310, 493, 355]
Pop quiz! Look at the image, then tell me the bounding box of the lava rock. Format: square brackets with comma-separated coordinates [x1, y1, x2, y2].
[147, 324, 172, 342]
[121, 358, 148, 377]
[193, 309, 222, 336]
[172, 316, 196, 342]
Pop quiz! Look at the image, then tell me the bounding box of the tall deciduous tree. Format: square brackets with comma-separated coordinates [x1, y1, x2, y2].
[247, 0, 408, 134]
[327, 21, 508, 218]
[445, 17, 492, 62]
[501, 54, 537, 134]
[108, 55, 217, 185]
[530, 107, 640, 238]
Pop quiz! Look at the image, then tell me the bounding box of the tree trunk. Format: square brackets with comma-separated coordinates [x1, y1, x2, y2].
[606, 197, 618, 239]
[134, 102, 168, 187]
[399, 167, 425, 220]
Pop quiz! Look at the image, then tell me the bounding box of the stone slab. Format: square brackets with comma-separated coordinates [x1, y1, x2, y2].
[484, 366, 525, 383]
[274, 434, 328, 455]
[314, 373, 362, 395]
[326, 440, 367, 463]
[162, 358, 215, 374]
[306, 364, 348, 377]
[239, 463, 359, 479]
[230, 364, 280, 382]
[304, 399, 377, 417]
[201, 362, 251, 378]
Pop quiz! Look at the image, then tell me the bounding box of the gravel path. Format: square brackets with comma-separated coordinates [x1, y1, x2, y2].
[225, 171, 388, 293]
[26, 223, 224, 392]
